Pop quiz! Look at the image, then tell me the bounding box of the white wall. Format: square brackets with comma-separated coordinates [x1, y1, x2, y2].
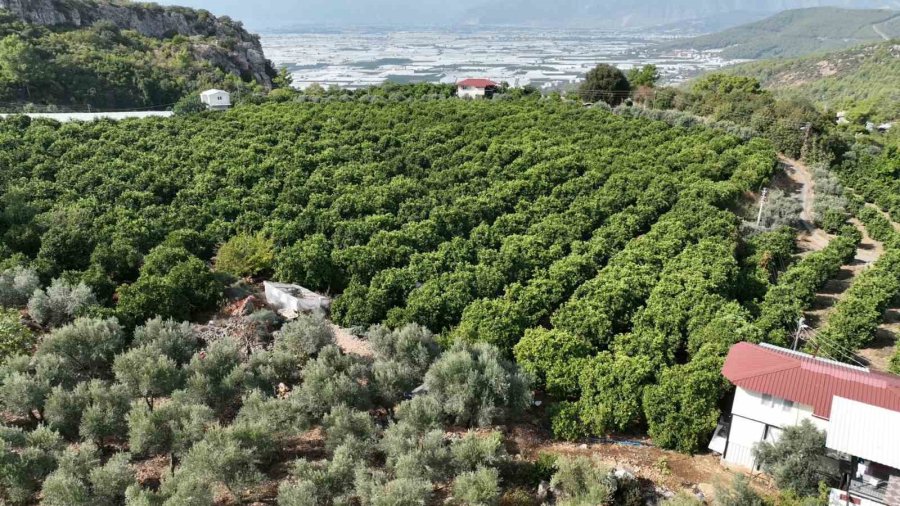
[731, 387, 828, 432]
[828, 397, 900, 470]
[0, 112, 173, 122]
[723, 415, 765, 468]
[458, 86, 487, 99]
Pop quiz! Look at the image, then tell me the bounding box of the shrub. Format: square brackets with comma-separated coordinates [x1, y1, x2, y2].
[0, 266, 40, 308]
[424, 342, 532, 427]
[715, 475, 765, 506]
[354, 472, 433, 506]
[27, 279, 97, 328]
[127, 394, 215, 459]
[450, 431, 506, 474]
[0, 424, 65, 505]
[753, 419, 829, 496]
[275, 233, 340, 292]
[323, 404, 377, 453]
[44, 380, 130, 443]
[113, 344, 183, 408]
[394, 394, 443, 432]
[643, 355, 728, 453]
[513, 328, 593, 398]
[295, 345, 373, 419]
[277, 312, 336, 358]
[452, 467, 501, 506]
[370, 324, 439, 406]
[40, 444, 136, 506]
[131, 317, 199, 365]
[36, 317, 125, 385]
[163, 427, 264, 504]
[550, 456, 616, 504]
[116, 245, 222, 325]
[184, 338, 245, 415]
[215, 232, 275, 278]
[0, 308, 34, 360]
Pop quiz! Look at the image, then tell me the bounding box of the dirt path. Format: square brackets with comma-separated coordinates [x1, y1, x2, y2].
[805, 218, 884, 331]
[777, 155, 830, 252]
[331, 324, 374, 357]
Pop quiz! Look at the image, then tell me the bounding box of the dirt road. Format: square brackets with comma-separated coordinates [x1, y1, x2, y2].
[777, 155, 830, 251]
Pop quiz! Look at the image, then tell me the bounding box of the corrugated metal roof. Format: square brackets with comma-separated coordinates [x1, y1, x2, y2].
[722, 342, 900, 419]
[827, 397, 900, 469]
[457, 79, 498, 88]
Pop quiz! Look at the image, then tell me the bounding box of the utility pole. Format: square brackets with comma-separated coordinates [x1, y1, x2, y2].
[756, 188, 769, 228]
[792, 317, 809, 351]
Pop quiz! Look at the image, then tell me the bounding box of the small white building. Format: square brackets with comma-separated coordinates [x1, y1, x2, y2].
[263, 281, 330, 317]
[200, 89, 231, 111]
[714, 343, 900, 506]
[457, 79, 499, 99]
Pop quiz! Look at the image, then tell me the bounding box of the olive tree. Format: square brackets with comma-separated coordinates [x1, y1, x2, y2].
[41, 444, 136, 506]
[0, 424, 65, 505]
[27, 279, 96, 328]
[0, 266, 40, 308]
[753, 419, 828, 496]
[131, 317, 199, 365]
[127, 394, 215, 463]
[44, 380, 130, 443]
[35, 318, 126, 385]
[114, 344, 183, 409]
[451, 467, 500, 506]
[424, 342, 531, 427]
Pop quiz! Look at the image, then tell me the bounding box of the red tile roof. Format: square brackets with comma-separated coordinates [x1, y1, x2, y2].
[457, 79, 498, 88]
[722, 342, 900, 419]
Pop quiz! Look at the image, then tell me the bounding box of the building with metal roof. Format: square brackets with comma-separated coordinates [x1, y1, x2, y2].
[713, 342, 900, 506]
[457, 79, 499, 99]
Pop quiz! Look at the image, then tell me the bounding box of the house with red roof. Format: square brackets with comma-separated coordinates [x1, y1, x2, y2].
[713, 342, 900, 506]
[457, 79, 498, 99]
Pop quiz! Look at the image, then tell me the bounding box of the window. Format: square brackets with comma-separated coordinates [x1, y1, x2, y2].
[761, 393, 774, 407]
[782, 399, 794, 411]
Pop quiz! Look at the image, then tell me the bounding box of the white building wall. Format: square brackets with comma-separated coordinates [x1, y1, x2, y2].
[731, 387, 829, 432]
[724, 387, 830, 469]
[458, 86, 487, 99]
[723, 415, 765, 468]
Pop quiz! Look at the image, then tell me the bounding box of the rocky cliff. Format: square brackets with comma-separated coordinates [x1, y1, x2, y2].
[0, 0, 274, 87]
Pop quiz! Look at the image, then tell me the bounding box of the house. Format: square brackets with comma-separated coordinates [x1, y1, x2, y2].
[712, 342, 900, 506]
[457, 79, 498, 99]
[200, 89, 231, 110]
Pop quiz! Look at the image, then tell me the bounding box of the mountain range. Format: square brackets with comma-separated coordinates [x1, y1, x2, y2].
[663, 7, 900, 58]
[159, 0, 900, 31]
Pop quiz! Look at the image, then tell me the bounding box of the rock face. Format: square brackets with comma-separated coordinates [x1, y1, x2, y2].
[0, 0, 275, 88]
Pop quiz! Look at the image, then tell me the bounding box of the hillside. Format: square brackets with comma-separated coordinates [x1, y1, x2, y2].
[663, 7, 900, 59]
[0, 0, 276, 110]
[724, 41, 900, 121]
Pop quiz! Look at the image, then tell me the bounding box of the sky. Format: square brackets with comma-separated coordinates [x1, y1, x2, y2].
[157, 0, 897, 31]
[157, 0, 479, 30]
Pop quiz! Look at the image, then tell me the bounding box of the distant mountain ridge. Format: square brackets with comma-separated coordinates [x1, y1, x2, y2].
[664, 7, 900, 59]
[0, 0, 274, 86]
[457, 0, 899, 29]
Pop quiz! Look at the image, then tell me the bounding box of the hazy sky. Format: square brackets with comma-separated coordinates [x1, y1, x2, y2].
[158, 0, 897, 31]
[158, 0, 478, 29]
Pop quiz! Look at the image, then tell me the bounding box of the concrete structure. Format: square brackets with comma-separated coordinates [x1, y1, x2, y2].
[200, 89, 231, 110]
[457, 79, 498, 99]
[263, 281, 330, 316]
[0, 111, 173, 122]
[713, 343, 900, 506]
